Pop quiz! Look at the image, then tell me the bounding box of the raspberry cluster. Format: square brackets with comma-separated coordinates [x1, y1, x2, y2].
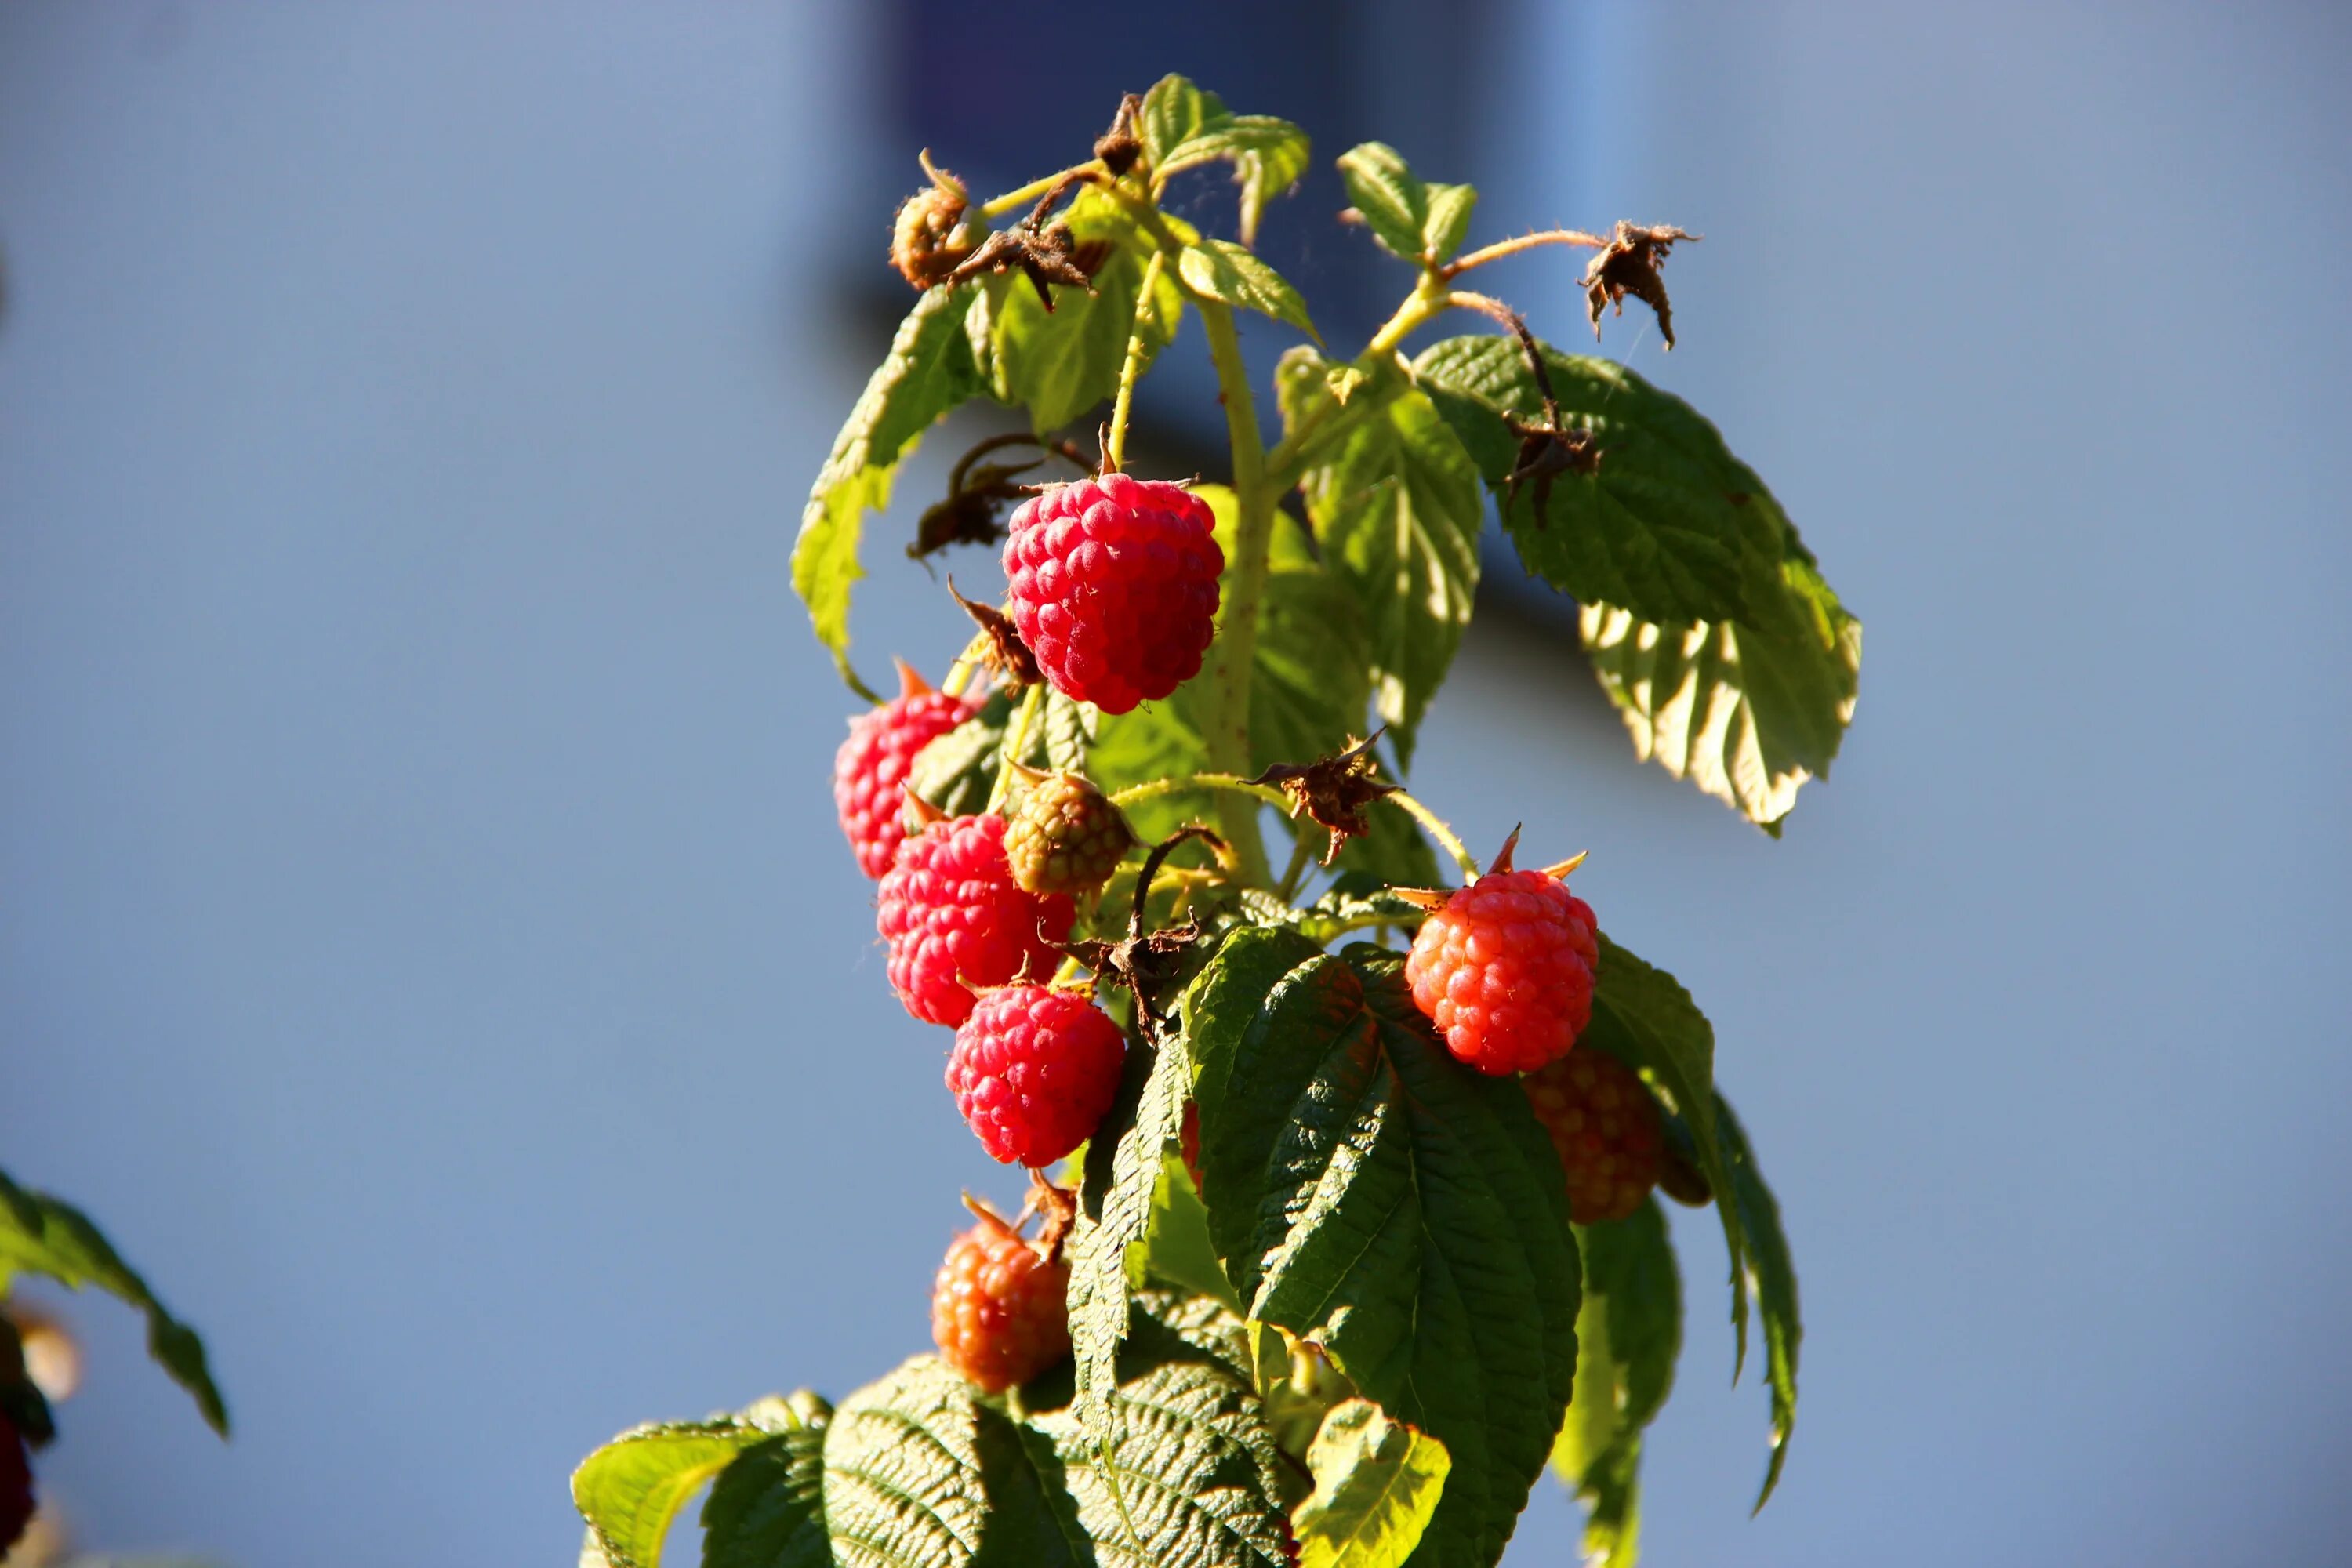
[833, 663, 978, 879]
[931, 1209, 1071, 1392]
[1404, 866, 1599, 1076]
[1002, 474, 1223, 714]
[946, 985, 1126, 1168]
[877, 813, 1074, 1027]
[1004, 771, 1134, 896]
[1524, 1050, 1663, 1224]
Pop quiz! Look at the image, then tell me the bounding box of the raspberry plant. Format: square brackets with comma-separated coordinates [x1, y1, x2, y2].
[575, 76, 1855, 1568]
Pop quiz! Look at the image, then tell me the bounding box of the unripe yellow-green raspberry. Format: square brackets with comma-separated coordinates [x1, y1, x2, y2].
[1003, 771, 1134, 896]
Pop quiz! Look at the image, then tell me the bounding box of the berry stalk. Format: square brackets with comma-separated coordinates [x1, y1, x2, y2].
[1195, 298, 1276, 888]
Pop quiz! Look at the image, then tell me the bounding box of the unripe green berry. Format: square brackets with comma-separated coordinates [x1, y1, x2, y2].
[1004, 771, 1134, 896]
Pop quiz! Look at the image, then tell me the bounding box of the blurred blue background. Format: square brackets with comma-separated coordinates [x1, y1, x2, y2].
[2, 2, 2347, 1563]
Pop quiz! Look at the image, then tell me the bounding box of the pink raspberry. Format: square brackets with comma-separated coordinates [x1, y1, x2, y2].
[1405, 866, 1599, 1076]
[1524, 1050, 1663, 1224]
[931, 1207, 1070, 1392]
[833, 661, 979, 880]
[946, 985, 1126, 1167]
[1001, 474, 1223, 714]
[877, 815, 1074, 1026]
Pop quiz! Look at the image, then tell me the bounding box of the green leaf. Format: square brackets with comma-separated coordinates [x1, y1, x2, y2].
[702, 1398, 833, 1568]
[1334, 144, 1478, 267]
[1410, 335, 1786, 628]
[1029, 1301, 1294, 1567]
[575, 1420, 769, 1568]
[972, 1403, 1098, 1568]
[1068, 1028, 1193, 1428]
[0, 1168, 228, 1436]
[1292, 1399, 1451, 1568]
[822, 1358, 992, 1568]
[1581, 936, 1750, 1370]
[1580, 555, 1861, 833]
[1139, 1149, 1242, 1312]
[1138, 76, 1311, 247]
[989, 188, 1185, 435]
[1042, 691, 1098, 775]
[1245, 563, 1372, 771]
[1177, 241, 1318, 341]
[1552, 1203, 1682, 1568]
[1412, 334, 1861, 825]
[1714, 1093, 1802, 1510]
[1181, 933, 1579, 1568]
[1281, 354, 1483, 768]
[908, 691, 1018, 818]
[795, 284, 986, 683]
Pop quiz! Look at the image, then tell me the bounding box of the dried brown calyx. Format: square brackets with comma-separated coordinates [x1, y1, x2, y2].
[1450, 291, 1605, 523]
[1093, 93, 1145, 180]
[1250, 733, 1395, 866]
[909, 433, 1088, 561]
[1583, 221, 1698, 350]
[947, 176, 1097, 310]
[1062, 826, 1224, 1029]
[946, 577, 1042, 688]
[890, 151, 978, 290]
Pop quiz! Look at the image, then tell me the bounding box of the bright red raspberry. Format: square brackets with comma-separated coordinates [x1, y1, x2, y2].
[0, 1413, 31, 1555]
[1524, 1051, 1663, 1224]
[877, 814, 1074, 1026]
[1001, 474, 1223, 714]
[931, 1209, 1071, 1392]
[834, 661, 979, 880]
[1404, 867, 1598, 1075]
[946, 985, 1126, 1167]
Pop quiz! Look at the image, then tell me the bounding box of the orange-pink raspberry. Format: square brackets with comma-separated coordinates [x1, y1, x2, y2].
[931, 1211, 1071, 1392]
[1404, 869, 1599, 1075]
[946, 985, 1126, 1167]
[1524, 1050, 1663, 1223]
[877, 814, 1073, 1026]
[833, 662, 978, 879]
[1001, 474, 1223, 714]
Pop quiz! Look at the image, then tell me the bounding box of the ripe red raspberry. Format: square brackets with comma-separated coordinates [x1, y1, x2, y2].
[947, 985, 1126, 1167]
[0, 1413, 31, 1554]
[1004, 771, 1135, 896]
[1524, 1051, 1663, 1224]
[834, 661, 978, 880]
[1001, 474, 1223, 714]
[931, 1207, 1071, 1392]
[1404, 860, 1598, 1076]
[878, 814, 1074, 1026]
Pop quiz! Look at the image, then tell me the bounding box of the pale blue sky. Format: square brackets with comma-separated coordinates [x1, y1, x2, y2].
[1, 4, 2347, 1564]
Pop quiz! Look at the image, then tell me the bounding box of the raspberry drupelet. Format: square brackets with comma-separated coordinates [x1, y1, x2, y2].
[1524, 1050, 1664, 1224]
[1001, 474, 1223, 715]
[931, 1206, 1072, 1392]
[877, 814, 1074, 1027]
[833, 661, 978, 879]
[1403, 841, 1599, 1076]
[946, 985, 1126, 1167]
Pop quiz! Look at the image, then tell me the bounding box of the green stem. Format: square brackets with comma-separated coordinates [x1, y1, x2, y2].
[977, 162, 1103, 220]
[1107, 773, 1291, 814]
[1261, 279, 1455, 495]
[1195, 299, 1276, 887]
[1274, 830, 1316, 903]
[1383, 789, 1480, 882]
[1105, 249, 1165, 472]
